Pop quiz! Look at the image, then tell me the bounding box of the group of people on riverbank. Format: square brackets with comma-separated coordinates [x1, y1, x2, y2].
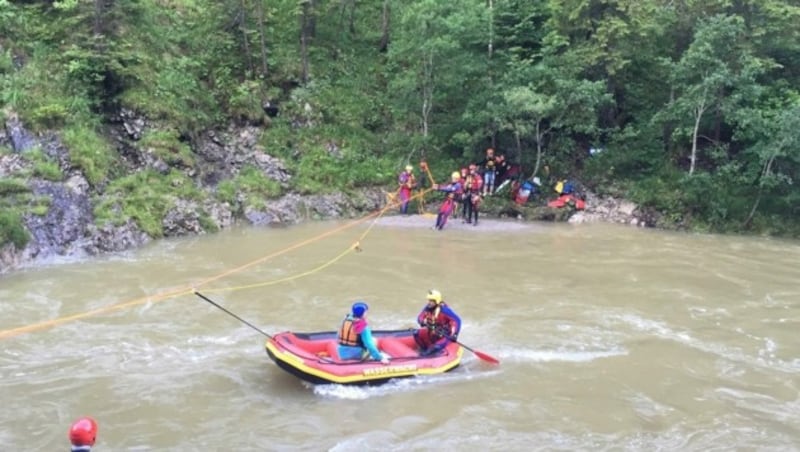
[396, 147, 523, 230]
[397, 147, 588, 229]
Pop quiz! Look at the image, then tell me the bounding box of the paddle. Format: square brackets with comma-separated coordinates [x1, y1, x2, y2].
[193, 290, 273, 339]
[434, 326, 500, 365]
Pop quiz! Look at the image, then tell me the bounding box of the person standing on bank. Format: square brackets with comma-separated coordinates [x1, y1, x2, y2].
[477, 147, 497, 195]
[397, 164, 417, 215]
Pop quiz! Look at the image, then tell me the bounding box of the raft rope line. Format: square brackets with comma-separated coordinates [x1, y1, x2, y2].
[0, 177, 439, 340]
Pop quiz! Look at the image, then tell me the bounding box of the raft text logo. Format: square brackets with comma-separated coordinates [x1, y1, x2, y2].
[363, 364, 417, 376]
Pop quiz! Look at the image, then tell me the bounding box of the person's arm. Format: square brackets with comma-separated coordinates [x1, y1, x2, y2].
[359, 326, 385, 361]
[439, 182, 461, 193]
[440, 305, 462, 338]
[417, 309, 427, 326]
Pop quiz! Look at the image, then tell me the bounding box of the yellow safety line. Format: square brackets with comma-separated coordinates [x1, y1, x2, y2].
[0, 287, 195, 339]
[199, 243, 358, 294]
[0, 186, 435, 340]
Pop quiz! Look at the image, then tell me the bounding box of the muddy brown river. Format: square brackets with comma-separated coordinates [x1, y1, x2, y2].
[1, 217, 798, 450]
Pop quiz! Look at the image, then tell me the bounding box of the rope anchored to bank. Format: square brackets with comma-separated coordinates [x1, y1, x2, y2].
[0, 185, 436, 340]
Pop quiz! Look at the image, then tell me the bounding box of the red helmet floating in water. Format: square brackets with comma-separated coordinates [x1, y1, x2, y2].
[69, 417, 98, 447]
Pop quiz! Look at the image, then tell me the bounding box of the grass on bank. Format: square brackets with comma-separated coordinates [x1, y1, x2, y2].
[139, 129, 197, 168]
[217, 164, 283, 212]
[93, 169, 204, 238]
[0, 178, 32, 249]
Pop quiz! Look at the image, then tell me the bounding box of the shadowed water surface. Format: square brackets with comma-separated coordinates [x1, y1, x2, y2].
[1, 219, 798, 451]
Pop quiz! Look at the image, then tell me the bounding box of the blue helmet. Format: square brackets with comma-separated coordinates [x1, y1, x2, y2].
[351, 301, 368, 318]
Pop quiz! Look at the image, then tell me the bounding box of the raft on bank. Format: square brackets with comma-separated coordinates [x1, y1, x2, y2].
[264, 329, 463, 385]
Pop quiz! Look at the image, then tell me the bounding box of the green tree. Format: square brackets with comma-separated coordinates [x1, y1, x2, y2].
[660, 14, 766, 175]
[387, 0, 487, 153]
[501, 57, 606, 178]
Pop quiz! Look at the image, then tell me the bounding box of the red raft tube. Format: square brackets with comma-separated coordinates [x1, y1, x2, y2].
[265, 329, 463, 385]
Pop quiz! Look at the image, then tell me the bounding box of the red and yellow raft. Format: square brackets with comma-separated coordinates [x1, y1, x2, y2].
[265, 329, 463, 385]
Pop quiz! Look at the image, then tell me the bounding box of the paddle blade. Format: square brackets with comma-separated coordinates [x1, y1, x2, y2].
[472, 349, 500, 365]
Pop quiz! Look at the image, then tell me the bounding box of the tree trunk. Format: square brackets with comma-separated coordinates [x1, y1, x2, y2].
[663, 87, 675, 153]
[93, 0, 105, 36]
[241, 0, 253, 75]
[307, 0, 317, 38]
[744, 154, 776, 228]
[487, 0, 493, 59]
[533, 120, 543, 177]
[338, 0, 356, 34]
[256, 0, 268, 77]
[690, 97, 706, 176]
[421, 51, 434, 138]
[378, 0, 390, 52]
[299, 0, 313, 83]
[348, 0, 356, 34]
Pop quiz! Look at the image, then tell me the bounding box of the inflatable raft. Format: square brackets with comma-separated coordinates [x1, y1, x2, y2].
[265, 329, 463, 385]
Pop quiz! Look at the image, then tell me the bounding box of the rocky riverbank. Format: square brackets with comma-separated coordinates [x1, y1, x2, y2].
[1, 111, 654, 274]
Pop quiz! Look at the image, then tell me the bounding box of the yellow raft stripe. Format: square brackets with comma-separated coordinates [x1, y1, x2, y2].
[264, 341, 463, 384]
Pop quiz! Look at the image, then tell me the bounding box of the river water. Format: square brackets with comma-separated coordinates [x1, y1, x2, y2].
[1, 217, 798, 451]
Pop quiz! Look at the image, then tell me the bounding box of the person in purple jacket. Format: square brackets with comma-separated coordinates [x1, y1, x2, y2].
[432, 172, 463, 230]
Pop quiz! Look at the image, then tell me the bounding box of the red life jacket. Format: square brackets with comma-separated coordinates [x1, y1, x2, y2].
[419, 304, 454, 338]
[465, 174, 483, 194]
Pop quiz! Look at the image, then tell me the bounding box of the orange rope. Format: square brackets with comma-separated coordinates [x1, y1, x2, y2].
[0, 186, 435, 340]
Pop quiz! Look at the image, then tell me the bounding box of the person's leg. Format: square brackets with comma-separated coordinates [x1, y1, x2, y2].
[414, 329, 432, 351]
[439, 211, 450, 229]
[399, 190, 409, 214]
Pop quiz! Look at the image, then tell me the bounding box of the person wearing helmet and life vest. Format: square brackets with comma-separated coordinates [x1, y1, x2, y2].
[397, 164, 417, 215]
[337, 301, 390, 364]
[431, 171, 463, 230]
[413, 290, 462, 356]
[68, 417, 98, 452]
[462, 164, 483, 225]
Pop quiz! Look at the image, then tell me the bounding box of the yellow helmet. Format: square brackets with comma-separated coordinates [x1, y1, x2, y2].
[451, 171, 461, 181]
[405, 164, 413, 172]
[426, 289, 443, 304]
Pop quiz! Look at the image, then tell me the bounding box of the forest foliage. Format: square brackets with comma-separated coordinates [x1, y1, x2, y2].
[1, 0, 799, 239]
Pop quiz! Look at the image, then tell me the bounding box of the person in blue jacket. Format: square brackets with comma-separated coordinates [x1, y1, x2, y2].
[413, 289, 462, 356]
[337, 301, 390, 364]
